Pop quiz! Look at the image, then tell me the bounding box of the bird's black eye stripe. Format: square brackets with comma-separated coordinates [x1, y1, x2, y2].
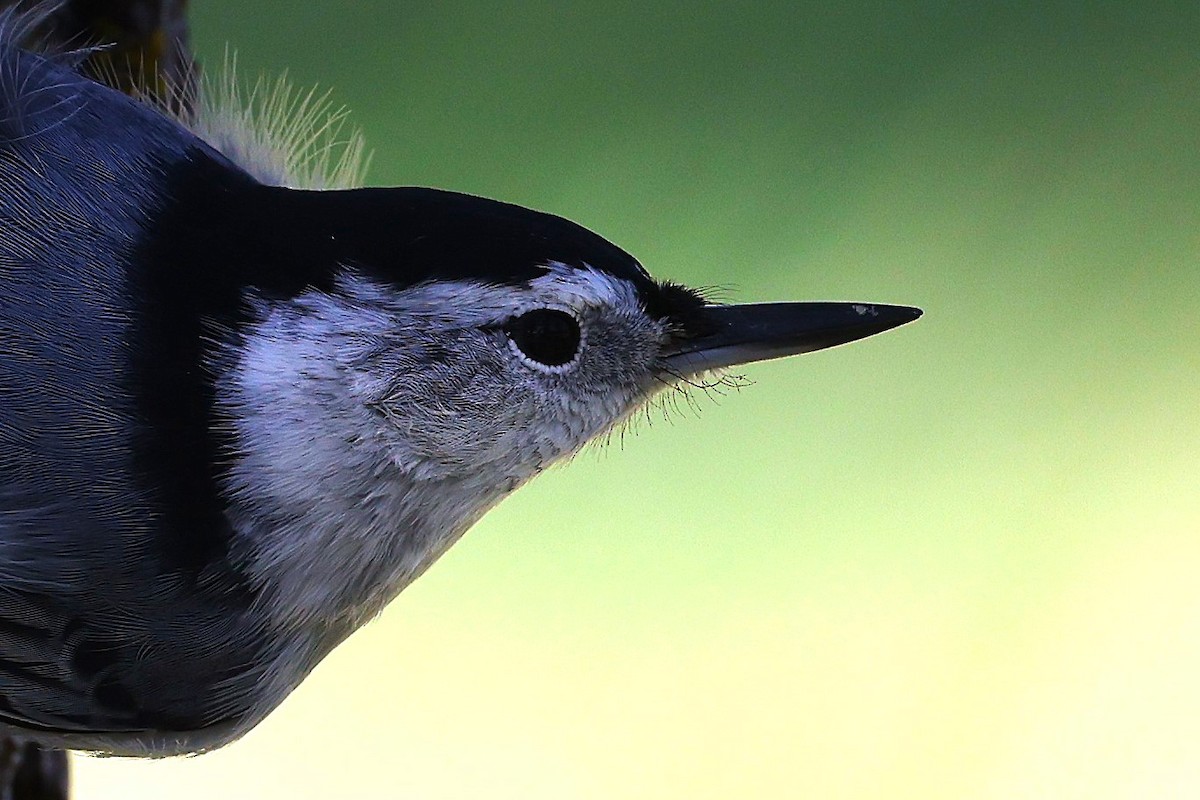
[504, 309, 581, 367]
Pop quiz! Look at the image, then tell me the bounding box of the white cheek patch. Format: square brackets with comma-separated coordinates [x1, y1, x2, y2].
[220, 263, 668, 637]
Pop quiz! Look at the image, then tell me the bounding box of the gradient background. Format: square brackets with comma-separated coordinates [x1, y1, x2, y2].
[76, 2, 1199, 798]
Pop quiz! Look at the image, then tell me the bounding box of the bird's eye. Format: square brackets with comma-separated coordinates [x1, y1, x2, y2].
[504, 309, 582, 368]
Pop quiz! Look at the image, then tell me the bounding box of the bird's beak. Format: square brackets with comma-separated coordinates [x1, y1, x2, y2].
[663, 302, 922, 374]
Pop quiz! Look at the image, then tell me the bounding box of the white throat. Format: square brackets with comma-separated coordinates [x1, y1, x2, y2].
[216, 289, 517, 632]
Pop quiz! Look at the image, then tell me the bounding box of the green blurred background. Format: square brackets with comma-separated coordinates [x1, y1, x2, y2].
[77, 2, 1199, 798]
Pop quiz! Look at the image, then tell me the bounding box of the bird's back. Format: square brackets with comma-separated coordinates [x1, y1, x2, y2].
[0, 29, 280, 756]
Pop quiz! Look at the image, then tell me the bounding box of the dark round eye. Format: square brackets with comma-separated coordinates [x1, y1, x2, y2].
[504, 309, 582, 368]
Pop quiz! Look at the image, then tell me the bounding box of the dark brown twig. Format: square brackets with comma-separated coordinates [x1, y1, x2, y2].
[2, 0, 195, 109]
[0, 739, 69, 800]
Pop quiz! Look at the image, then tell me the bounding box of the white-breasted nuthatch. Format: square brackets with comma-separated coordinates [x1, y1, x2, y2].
[0, 10, 920, 757]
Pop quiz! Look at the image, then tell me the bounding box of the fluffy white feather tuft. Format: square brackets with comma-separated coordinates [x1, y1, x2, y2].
[179, 51, 371, 189]
[111, 45, 371, 190]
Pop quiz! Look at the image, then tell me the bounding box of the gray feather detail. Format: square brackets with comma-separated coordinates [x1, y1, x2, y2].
[221, 267, 667, 634]
[0, 3, 102, 142]
[0, 14, 278, 755]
